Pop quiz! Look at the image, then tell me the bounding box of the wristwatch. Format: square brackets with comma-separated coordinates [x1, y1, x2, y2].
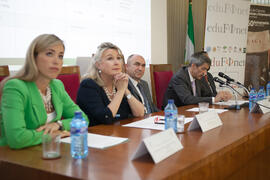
[126, 94, 132, 100]
[56, 120, 63, 130]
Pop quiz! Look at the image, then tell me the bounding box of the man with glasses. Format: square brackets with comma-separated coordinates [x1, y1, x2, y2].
[162, 51, 231, 108]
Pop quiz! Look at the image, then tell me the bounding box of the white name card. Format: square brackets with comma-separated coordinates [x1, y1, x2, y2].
[251, 99, 270, 114]
[131, 128, 183, 164]
[188, 111, 223, 133]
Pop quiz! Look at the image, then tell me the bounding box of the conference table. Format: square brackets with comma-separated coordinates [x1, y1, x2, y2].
[1, 104, 270, 180]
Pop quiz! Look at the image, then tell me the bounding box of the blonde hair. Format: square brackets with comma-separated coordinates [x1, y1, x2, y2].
[82, 42, 124, 86]
[0, 34, 64, 95]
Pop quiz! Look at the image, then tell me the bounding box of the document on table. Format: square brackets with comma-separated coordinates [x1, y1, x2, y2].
[186, 108, 228, 114]
[214, 100, 249, 106]
[61, 133, 129, 149]
[123, 115, 193, 130]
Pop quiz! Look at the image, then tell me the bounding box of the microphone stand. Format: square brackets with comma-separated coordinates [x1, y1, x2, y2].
[219, 84, 241, 110]
[228, 81, 250, 108]
[228, 81, 250, 98]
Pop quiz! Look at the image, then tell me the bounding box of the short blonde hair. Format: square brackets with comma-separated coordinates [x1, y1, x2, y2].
[82, 42, 124, 86]
[0, 34, 64, 95]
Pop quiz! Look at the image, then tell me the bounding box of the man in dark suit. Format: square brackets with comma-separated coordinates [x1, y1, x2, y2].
[162, 51, 230, 108]
[126, 54, 159, 114]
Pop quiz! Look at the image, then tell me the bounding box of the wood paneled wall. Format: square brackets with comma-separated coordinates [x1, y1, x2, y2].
[167, 0, 207, 72]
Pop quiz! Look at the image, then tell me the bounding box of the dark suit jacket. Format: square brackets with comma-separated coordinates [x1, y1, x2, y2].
[162, 66, 213, 108]
[128, 79, 159, 113]
[200, 72, 217, 97]
[77, 79, 132, 126]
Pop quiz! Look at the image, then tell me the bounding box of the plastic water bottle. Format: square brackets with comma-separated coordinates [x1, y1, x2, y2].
[257, 86, 265, 101]
[70, 111, 88, 159]
[164, 99, 178, 132]
[249, 88, 257, 112]
[266, 82, 270, 97]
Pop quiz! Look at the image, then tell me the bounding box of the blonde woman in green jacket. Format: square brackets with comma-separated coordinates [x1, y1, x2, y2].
[0, 34, 88, 149]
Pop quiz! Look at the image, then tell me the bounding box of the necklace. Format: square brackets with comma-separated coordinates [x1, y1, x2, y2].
[39, 86, 53, 112]
[103, 85, 116, 101]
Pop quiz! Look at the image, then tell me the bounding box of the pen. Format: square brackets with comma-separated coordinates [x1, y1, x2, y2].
[154, 116, 165, 124]
[154, 121, 165, 124]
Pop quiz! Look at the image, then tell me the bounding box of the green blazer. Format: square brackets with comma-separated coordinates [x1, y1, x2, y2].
[0, 79, 88, 149]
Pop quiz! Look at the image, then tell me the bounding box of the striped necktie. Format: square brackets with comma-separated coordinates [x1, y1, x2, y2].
[137, 82, 151, 114]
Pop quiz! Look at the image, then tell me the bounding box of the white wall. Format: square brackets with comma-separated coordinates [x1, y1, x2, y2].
[5, 0, 168, 92]
[151, 0, 167, 65]
[142, 0, 167, 88]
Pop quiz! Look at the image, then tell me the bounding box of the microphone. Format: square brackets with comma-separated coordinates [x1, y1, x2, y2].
[218, 72, 234, 82]
[218, 72, 250, 98]
[213, 77, 226, 85]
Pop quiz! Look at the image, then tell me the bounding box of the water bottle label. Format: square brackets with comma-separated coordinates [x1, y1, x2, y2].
[165, 110, 177, 132]
[80, 126, 88, 133]
[165, 111, 173, 118]
[70, 127, 80, 134]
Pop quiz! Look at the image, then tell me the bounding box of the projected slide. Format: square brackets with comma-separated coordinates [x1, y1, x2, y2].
[0, 0, 150, 61]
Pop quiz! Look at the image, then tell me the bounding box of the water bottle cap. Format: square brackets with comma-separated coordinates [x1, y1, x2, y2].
[74, 111, 82, 117]
[259, 86, 264, 89]
[168, 99, 174, 104]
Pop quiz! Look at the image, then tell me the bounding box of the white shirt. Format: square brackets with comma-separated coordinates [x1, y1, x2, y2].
[187, 67, 214, 103]
[188, 68, 196, 96]
[187, 67, 195, 83]
[46, 111, 56, 123]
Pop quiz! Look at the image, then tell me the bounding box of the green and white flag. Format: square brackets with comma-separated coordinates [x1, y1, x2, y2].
[184, 0, 195, 64]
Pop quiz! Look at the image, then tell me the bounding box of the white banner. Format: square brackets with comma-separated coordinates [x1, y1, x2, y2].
[204, 0, 251, 91]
